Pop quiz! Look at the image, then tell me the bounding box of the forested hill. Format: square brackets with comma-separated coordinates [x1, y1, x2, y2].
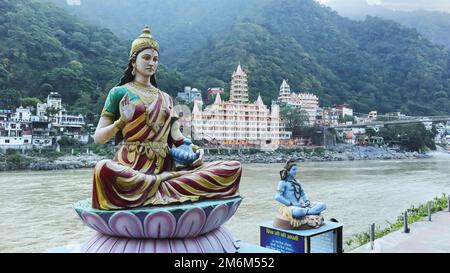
[327, 0, 450, 50]
[181, 1, 450, 115]
[50, 0, 271, 67]
[52, 0, 450, 115]
[0, 0, 188, 123]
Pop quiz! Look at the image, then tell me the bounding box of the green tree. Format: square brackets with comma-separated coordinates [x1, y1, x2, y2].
[379, 123, 436, 152]
[366, 128, 378, 137]
[68, 60, 84, 77]
[58, 136, 80, 147]
[46, 106, 60, 119]
[339, 114, 355, 124]
[0, 89, 21, 109]
[19, 97, 41, 108]
[38, 83, 54, 97]
[0, 64, 9, 86]
[279, 103, 310, 137]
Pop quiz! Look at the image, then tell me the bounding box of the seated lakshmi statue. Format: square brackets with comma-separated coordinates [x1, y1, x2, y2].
[91, 26, 242, 210]
[274, 159, 326, 229]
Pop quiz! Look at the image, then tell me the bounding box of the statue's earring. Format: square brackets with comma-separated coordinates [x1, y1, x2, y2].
[131, 66, 136, 76]
[280, 170, 286, 179]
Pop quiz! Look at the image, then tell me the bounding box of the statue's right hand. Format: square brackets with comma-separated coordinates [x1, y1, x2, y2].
[119, 93, 135, 122]
[304, 200, 311, 207]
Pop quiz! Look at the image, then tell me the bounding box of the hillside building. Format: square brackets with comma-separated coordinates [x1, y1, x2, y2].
[191, 64, 292, 149]
[277, 79, 319, 125]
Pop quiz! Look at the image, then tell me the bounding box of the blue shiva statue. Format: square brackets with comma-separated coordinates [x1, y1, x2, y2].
[274, 159, 326, 229]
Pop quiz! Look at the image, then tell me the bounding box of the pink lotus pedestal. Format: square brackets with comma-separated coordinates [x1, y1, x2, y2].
[81, 226, 237, 253]
[73, 197, 242, 253]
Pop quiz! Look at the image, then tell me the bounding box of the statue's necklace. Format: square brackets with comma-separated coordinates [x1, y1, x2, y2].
[129, 81, 163, 132]
[129, 81, 159, 103]
[288, 178, 302, 201]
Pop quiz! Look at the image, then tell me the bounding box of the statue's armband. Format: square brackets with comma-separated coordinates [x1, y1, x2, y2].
[276, 181, 286, 195]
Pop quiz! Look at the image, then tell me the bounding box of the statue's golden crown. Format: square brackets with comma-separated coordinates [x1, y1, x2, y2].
[130, 25, 159, 58]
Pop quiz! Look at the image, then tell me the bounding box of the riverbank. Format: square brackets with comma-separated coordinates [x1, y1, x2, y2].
[346, 194, 449, 251]
[350, 209, 450, 253]
[204, 144, 431, 164]
[0, 144, 433, 171]
[0, 153, 105, 171]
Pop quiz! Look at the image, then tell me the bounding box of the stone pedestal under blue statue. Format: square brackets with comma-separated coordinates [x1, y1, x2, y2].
[260, 221, 343, 253]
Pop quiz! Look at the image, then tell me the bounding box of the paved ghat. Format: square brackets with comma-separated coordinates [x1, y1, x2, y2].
[350, 210, 450, 253]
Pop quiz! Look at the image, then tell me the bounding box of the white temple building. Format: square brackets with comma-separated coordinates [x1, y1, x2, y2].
[191, 64, 292, 149]
[176, 86, 203, 103]
[37, 92, 85, 129]
[277, 79, 319, 126]
[36, 92, 86, 143]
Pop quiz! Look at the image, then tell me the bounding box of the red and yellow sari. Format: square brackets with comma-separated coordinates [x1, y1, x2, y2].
[92, 82, 241, 210]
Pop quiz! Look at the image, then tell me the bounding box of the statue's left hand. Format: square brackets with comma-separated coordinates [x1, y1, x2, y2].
[192, 148, 204, 167]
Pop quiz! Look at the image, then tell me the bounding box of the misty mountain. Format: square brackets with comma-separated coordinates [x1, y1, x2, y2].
[0, 0, 189, 121]
[50, 0, 272, 68]
[9, 0, 450, 116]
[178, 0, 450, 115]
[327, 0, 450, 49]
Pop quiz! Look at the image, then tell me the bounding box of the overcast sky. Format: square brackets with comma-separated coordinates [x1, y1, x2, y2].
[317, 0, 450, 13]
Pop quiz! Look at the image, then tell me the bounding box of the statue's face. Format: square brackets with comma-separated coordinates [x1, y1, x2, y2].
[134, 48, 159, 77]
[288, 165, 297, 178]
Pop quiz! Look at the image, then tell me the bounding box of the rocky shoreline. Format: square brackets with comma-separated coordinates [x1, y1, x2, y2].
[0, 145, 431, 171]
[204, 144, 431, 164]
[0, 154, 105, 172]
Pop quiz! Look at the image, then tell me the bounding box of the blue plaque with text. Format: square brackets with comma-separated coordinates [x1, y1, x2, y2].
[259, 221, 343, 253]
[260, 226, 305, 253]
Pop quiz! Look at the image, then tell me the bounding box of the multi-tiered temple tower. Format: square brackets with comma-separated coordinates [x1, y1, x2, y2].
[277, 79, 319, 126]
[229, 63, 249, 104]
[191, 64, 292, 149]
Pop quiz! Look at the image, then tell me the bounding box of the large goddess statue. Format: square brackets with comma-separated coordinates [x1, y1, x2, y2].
[91, 26, 242, 210]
